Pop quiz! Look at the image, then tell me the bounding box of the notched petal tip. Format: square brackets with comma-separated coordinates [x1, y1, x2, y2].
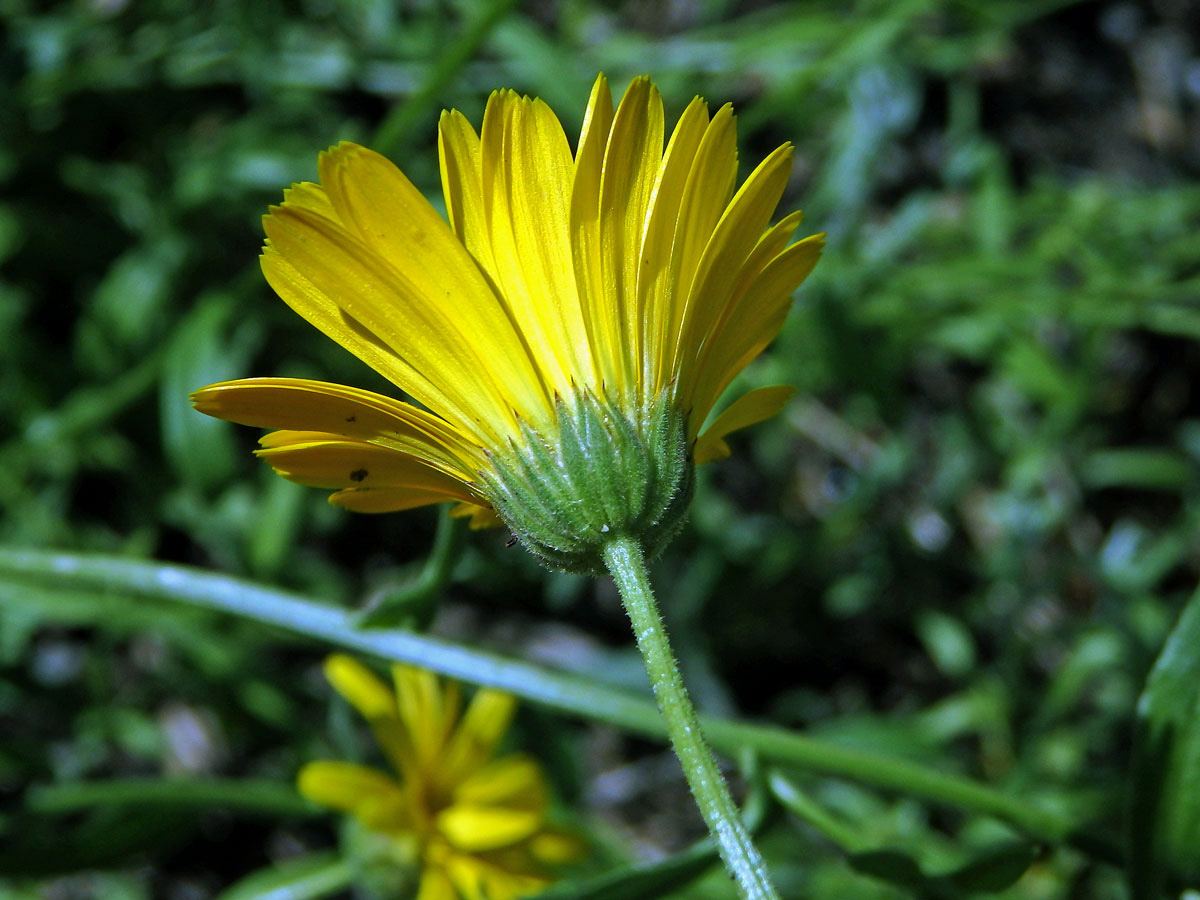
[775, 209, 805, 230]
[790, 231, 828, 261]
[321, 140, 365, 161]
[189, 381, 242, 415]
[766, 142, 795, 167]
[316, 141, 379, 190]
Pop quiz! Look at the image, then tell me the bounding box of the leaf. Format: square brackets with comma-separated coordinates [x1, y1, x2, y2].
[848, 842, 1041, 897]
[0, 808, 192, 876]
[214, 853, 353, 900]
[944, 841, 1043, 893]
[158, 292, 246, 490]
[88, 235, 186, 354]
[846, 849, 927, 887]
[27, 778, 318, 818]
[1079, 448, 1194, 492]
[536, 839, 717, 900]
[768, 770, 864, 851]
[1130, 584, 1200, 899]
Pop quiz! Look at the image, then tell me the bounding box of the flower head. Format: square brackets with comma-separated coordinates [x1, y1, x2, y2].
[300, 655, 577, 900]
[192, 74, 823, 572]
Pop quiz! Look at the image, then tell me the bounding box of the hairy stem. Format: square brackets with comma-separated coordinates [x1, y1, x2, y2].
[603, 535, 779, 900]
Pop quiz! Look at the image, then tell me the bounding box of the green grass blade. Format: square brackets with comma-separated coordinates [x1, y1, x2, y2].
[0, 546, 1083, 846]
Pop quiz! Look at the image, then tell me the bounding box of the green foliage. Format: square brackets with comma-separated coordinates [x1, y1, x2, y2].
[2, 0, 1199, 897]
[213, 853, 352, 900]
[1131, 585, 1200, 898]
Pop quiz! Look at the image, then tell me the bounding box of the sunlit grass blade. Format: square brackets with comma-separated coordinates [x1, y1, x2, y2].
[213, 853, 354, 900]
[0, 545, 1092, 849]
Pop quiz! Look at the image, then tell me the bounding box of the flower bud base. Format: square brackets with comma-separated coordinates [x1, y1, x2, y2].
[483, 391, 694, 575]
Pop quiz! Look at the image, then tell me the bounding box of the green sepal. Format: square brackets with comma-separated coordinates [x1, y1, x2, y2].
[485, 390, 694, 574]
[341, 816, 422, 900]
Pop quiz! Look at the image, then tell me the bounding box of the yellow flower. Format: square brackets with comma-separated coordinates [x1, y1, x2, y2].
[192, 74, 822, 571]
[299, 655, 578, 900]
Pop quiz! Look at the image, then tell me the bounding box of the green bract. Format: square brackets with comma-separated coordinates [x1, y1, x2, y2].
[484, 391, 694, 574]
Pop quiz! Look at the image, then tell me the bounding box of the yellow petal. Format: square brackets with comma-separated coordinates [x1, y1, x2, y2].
[691, 232, 824, 418]
[281, 181, 338, 219]
[529, 828, 587, 865]
[438, 110, 495, 274]
[638, 95, 710, 392]
[674, 144, 795, 399]
[322, 655, 417, 774]
[682, 209, 806, 423]
[329, 486, 472, 515]
[416, 868, 459, 900]
[255, 432, 479, 501]
[441, 688, 517, 782]
[693, 385, 796, 465]
[296, 760, 405, 822]
[651, 106, 739, 391]
[569, 74, 614, 389]
[190, 377, 483, 477]
[324, 654, 396, 719]
[260, 246, 443, 416]
[436, 804, 543, 852]
[481, 872, 548, 900]
[453, 754, 547, 810]
[315, 143, 550, 425]
[392, 664, 459, 771]
[443, 852, 488, 900]
[595, 76, 664, 392]
[477, 861, 548, 900]
[441, 847, 547, 900]
[481, 94, 592, 393]
[449, 501, 505, 530]
[262, 203, 524, 443]
[576, 73, 614, 169]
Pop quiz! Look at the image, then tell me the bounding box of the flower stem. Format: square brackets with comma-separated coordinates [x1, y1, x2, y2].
[603, 535, 780, 900]
[355, 509, 466, 628]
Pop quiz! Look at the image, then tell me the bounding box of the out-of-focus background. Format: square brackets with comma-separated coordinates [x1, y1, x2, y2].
[2, 0, 1200, 897]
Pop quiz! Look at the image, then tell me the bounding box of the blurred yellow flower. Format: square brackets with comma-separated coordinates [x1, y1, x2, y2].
[193, 74, 822, 571]
[299, 655, 577, 900]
